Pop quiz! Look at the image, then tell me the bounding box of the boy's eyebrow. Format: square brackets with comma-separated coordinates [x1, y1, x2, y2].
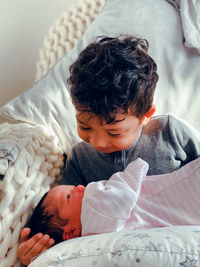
[107, 117, 126, 125]
[76, 119, 89, 125]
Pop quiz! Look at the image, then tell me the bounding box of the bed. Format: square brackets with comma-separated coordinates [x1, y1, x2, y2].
[0, 0, 200, 266]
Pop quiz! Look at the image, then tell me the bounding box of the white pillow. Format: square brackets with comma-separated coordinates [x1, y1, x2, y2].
[1, 0, 200, 153]
[29, 226, 200, 267]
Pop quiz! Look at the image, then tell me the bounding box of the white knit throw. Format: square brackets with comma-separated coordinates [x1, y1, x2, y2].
[35, 0, 106, 81]
[0, 123, 64, 267]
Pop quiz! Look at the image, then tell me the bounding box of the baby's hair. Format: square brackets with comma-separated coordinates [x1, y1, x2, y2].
[68, 34, 159, 122]
[29, 192, 67, 245]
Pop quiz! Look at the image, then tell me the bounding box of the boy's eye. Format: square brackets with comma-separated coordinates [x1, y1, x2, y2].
[67, 194, 71, 199]
[108, 132, 121, 137]
[79, 126, 91, 131]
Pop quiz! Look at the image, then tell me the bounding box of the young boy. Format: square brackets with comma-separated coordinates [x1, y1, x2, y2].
[17, 34, 200, 266]
[30, 157, 200, 249]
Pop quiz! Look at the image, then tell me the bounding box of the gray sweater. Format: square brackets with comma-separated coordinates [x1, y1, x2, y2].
[62, 114, 200, 186]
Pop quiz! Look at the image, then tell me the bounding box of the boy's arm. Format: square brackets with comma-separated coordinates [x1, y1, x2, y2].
[62, 146, 87, 186]
[81, 158, 148, 235]
[169, 114, 200, 160]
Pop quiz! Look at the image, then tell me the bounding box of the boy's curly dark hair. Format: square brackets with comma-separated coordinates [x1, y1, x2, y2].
[68, 34, 159, 122]
[29, 193, 67, 245]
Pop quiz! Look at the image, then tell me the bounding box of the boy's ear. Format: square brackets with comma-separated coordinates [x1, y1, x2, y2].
[146, 104, 156, 118]
[141, 105, 156, 126]
[62, 226, 81, 241]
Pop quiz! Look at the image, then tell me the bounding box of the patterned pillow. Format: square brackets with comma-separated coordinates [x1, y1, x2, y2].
[29, 226, 200, 267]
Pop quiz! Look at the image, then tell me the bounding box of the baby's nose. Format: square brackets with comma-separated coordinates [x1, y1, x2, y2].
[76, 185, 85, 192]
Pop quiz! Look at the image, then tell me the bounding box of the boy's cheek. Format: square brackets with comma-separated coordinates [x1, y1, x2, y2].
[112, 136, 136, 150]
[77, 129, 88, 142]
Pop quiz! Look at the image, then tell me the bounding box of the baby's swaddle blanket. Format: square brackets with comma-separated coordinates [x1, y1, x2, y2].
[82, 157, 200, 236]
[167, 0, 200, 53]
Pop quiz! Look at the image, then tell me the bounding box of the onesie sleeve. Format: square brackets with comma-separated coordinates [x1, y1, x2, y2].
[81, 158, 149, 235]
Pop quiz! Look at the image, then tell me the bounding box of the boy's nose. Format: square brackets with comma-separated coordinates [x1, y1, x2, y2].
[90, 133, 108, 149]
[76, 185, 85, 192]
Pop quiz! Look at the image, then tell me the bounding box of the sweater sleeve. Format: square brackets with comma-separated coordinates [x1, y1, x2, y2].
[168, 114, 200, 161]
[61, 146, 87, 186]
[81, 158, 149, 235]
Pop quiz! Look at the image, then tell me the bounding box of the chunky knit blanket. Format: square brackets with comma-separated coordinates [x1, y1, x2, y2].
[35, 0, 106, 81]
[0, 123, 63, 267]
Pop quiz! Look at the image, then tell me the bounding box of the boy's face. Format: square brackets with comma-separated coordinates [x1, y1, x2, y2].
[76, 110, 149, 153]
[44, 185, 85, 230]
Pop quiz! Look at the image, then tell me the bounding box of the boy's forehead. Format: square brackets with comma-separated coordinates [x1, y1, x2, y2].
[45, 186, 74, 204]
[76, 110, 128, 125]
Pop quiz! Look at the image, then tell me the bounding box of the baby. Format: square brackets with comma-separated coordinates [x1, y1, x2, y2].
[29, 157, 200, 245]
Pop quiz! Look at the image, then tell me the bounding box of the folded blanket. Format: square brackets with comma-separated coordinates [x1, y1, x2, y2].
[0, 144, 19, 177]
[166, 0, 200, 53]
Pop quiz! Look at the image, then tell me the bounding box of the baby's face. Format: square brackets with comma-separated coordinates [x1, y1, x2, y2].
[44, 185, 85, 228]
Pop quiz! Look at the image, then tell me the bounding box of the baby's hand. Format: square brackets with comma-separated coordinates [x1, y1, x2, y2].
[17, 227, 55, 266]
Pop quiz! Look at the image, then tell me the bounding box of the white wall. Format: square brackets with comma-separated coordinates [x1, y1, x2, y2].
[0, 0, 79, 109]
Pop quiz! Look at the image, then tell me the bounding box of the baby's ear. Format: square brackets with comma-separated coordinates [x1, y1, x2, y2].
[62, 226, 81, 240]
